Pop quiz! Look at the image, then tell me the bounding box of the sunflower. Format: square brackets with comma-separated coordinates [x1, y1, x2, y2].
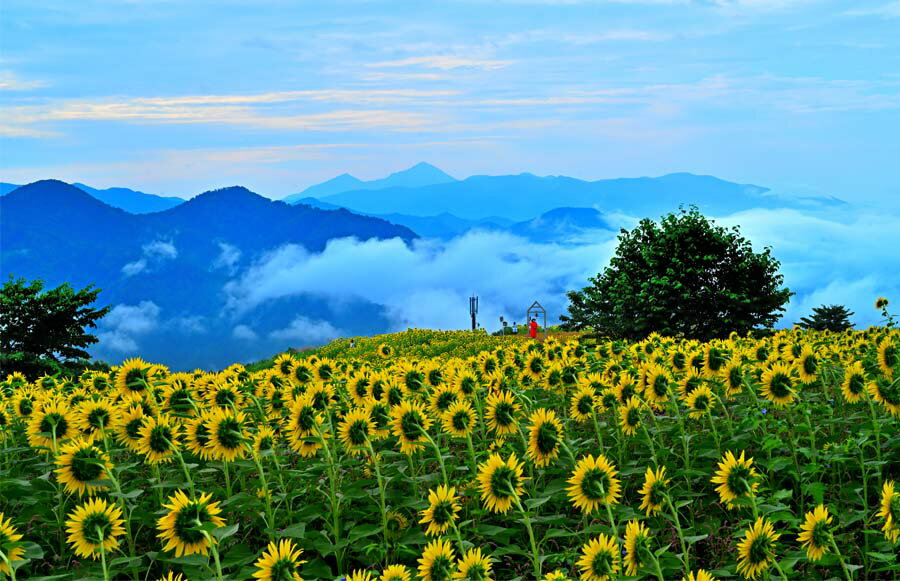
[430, 384, 460, 416]
[441, 400, 475, 438]
[380, 564, 412, 581]
[207, 381, 244, 410]
[760, 362, 796, 407]
[346, 571, 375, 581]
[286, 393, 323, 457]
[639, 466, 669, 516]
[73, 399, 116, 440]
[418, 538, 456, 581]
[485, 391, 519, 436]
[875, 296, 890, 309]
[722, 356, 745, 398]
[116, 358, 152, 398]
[568, 386, 598, 423]
[453, 547, 492, 580]
[703, 344, 729, 377]
[868, 375, 900, 416]
[12, 388, 37, 419]
[27, 398, 76, 450]
[157, 490, 226, 557]
[797, 505, 833, 561]
[390, 400, 433, 455]
[878, 338, 897, 378]
[377, 343, 394, 358]
[252, 426, 278, 456]
[453, 370, 479, 397]
[65, 498, 126, 559]
[677, 369, 704, 400]
[273, 354, 296, 378]
[55, 438, 113, 497]
[0, 512, 25, 575]
[365, 400, 392, 440]
[711, 450, 760, 509]
[418, 484, 461, 537]
[618, 396, 642, 436]
[524, 352, 545, 380]
[576, 534, 620, 581]
[337, 408, 372, 455]
[840, 361, 867, 403]
[795, 345, 818, 384]
[541, 571, 572, 581]
[878, 480, 899, 543]
[155, 573, 187, 581]
[566, 454, 621, 514]
[623, 520, 652, 576]
[683, 571, 716, 581]
[183, 411, 216, 460]
[685, 385, 715, 419]
[736, 517, 780, 580]
[113, 403, 146, 452]
[136, 414, 180, 464]
[252, 538, 306, 581]
[476, 453, 526, 513]
[348, 372, 373, 407]
[203, 407, 246, 462]
[163, 376, 196, 416]
[385, 511, 409, 541]
[527, 408, 563, 467]
[643, 364, 672, 405]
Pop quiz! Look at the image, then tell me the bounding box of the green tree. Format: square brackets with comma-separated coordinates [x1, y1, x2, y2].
[560, 207, 792, 340]
[0, 276, 110, 378]
[796, 304, 854, 331]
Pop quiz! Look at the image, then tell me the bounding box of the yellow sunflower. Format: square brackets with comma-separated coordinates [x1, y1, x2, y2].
[569, 386, 598, 423]
[155, 572, 187, 581]
[683, 570, 716, 581]
[184, 411, 216, 460]
[157, 490, 226, 557]
[417, 538, 456, 581]
[65, 498, 126, 559]
[639, 466, 670, 516]
[685, 385, 716, 419]
[797, 504, 833, 561]
[721, 356, 745, 398]
[541, 571, 572, 581]
[868, 375, 900, 416]
[273, 354, 296, 378]
[365, 400, 392, 440]
[55, 438, 113, 497]
[441, 400, 475, 439]
[419, 484, 461, 537]
[618, 396, 642, 436]
[252, 538, 306, 581]
[453, 548, 492, 581]
[204, 407, 247, 462]
[73, 398, 116, 440]
[760, 362, 796, 407]
[0, 512, 25, 575]
[527, 408, 563, 468]
[377, 343, 394, 358]
[576, 533, 620, 581]
[337, 407, 373, 455]
[430, 384, 460, 417]
[710, 450, 760, 509]
[623, 520, 651, 576]
[524, 352, 545, 381]
[113, 403, 146, 452]
[878, 480, 899, 543]
[27, 398, 76, 450]
[485, 391, 520, 436]
[877, 338, 897, 378]
[795, 345, 818, 384]
[840, 361, 868, 403]
[736, 517, 780, 580]
[875, 296, 890, 309]
[380, 564, 412, 581]
[346, 571, 375, 581]
[136, 414, 180, 464]
[390, 400, 433, 455]
[643, 364, 673, 405]
[677, 369, 704, 400]
[286, 392, 323, 457]
[566, 454, 621, 514]
[115, 358, 152, 398]
[476, 453, 526, 513]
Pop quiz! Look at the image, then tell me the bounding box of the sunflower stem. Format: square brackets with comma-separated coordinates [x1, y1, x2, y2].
[365, 438, 390, 563]
[421, 429, 448, 485]
[0, 550, 18, 581]
[665, 496, 690, 571]
[222, 460, 232, 499]
[102, 464, 140, 581]
[247, 444, 276, 541]
[829, 536, 854, 581]
[512, 495, 541, 580]
[96, 526, 109, 581]
[864, 397, 883, 486]
[199, 529, 224, 581]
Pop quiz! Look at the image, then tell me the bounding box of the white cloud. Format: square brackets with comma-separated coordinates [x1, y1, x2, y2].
[122, 239, 177, 276]
[213, 242, 241, 272]
[96, 301, 161, 353]
[121, 259, 148, 277]
[232, 324, 258, 341]
[367, 56, 514, 71]
[0, 71, 47, 91]
[269, 317, 343, 344]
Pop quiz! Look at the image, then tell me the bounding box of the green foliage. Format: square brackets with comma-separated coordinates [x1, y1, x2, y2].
[796, 304, 855, 332]
[561, 207, 793, 340]
[0, 275, 110, 379]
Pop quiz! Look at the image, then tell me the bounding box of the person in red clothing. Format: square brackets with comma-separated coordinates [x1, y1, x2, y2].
[529, 318, 539, 339]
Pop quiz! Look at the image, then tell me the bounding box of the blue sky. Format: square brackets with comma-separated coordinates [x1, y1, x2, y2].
[2, 0, 899, 205]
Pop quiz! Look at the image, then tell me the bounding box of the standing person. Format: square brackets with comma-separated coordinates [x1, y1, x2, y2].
[529, 318, 539, 339]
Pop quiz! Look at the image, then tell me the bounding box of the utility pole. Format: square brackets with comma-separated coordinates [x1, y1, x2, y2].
[469, 294, 479, 331]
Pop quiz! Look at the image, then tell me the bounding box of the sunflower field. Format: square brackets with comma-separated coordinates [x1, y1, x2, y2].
[1, 327, 899, 581]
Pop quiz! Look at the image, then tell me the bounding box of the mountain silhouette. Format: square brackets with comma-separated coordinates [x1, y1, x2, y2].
[1, 181, 183, 213]
[282, 162, 456, 203]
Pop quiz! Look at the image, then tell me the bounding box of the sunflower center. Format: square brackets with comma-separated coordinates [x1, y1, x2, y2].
[215, 389, 236, 407]
[268, 557, 299, 581]
[648, 481, 666, 506]
[802, 355, 817, 375]
[672, 352, 686, 370]
[428, 555, 454, 581]
[576, 396, 593, 415]
[317, 364, 333, 380]
[748, 535, 772, 564]
[294, 365, 313, 383]
[168, 390, 193, 413]
[125, 418, 144, 440]
[215, 418, 243, 450]
[436, 391, 457, 412]
[591, 550, 613, 576]
[405, 371, 424, 392]
[708, 347, 726, 371]
[452, 411, 471, 431]
[727, 466, 752, 496]
[354, 379, 370, 399]
[432, 501, 455, 525]
[464, 562, 488, 581]
[173, 503, 212, 544]
[619, 384, 636, 401]
[883, 344, 898, 367]
[400, 412, 425, 440]
[348, 420, 369, 446]
[493, 403, 514, 427]
[693, 394, 710, 411]
[769, 373, 792, 398]
[82, 512, 112, 544]
[71, 448, 105, 482]
[459, 377, 476, 395]
[87, 408, 110, 429]
[295, 407, 317, 432]
[756, 346, 769, 361]
[811, 520, 830, 548]
[40, 413, 69, 438]
[529, 358, 543, 374]
[429, 369, 443, 386]
[19, 398, 34, 416]
[580, 468, 610, 500]
[490, 466, 518, 499]
[683, 377, 702, 395]
[535, 422, 559, 454]
[728, 367, 743, 389]
[124, 369, 147, 392]
[256, 436, 273, 451]
[626, 407, 640, 427]
[370, 405, 390, 431]
[149, 425, 173, 453]
[652, 375, 668, 397]
[876, 377, 900, 405]
[847, 373, 865, 395]
[483, 359, 498, 374]
[387, 387, 403, 407]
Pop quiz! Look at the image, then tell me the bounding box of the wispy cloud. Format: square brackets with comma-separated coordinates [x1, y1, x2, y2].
[367, 56, 514, 71]
[843, 2, 900, 19]
[0, 71, 48, 91]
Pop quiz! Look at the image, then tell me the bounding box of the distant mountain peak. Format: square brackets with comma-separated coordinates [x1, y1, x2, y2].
[385, 162, 455, 183]
[284, 162, 457, 204]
